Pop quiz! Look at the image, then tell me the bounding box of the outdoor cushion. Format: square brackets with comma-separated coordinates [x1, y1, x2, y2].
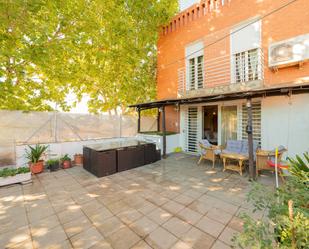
[240, 140, 260, 159]
[198, 139, 211, 156]
[269, 145, 287, 162]
[214, 149, 221, 155]
[222, 140, 242, 154]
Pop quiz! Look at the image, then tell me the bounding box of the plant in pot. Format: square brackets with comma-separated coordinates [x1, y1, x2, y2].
[74, 154, 83, 165]
[46, 159, 60, 172]
[25, 144, 48, 174]
[60, 154, 71, 169]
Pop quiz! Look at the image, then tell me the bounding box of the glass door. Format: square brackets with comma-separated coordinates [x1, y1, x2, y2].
[221, 106, 238, 145]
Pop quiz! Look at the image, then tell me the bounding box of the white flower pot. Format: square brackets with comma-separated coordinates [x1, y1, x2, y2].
[0, 172, 31, 187]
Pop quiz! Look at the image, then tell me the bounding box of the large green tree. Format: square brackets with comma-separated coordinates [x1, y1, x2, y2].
[0, 0, 178, 112]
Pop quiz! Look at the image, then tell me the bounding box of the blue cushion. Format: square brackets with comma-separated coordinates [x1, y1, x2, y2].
[226, 140, 242, 154]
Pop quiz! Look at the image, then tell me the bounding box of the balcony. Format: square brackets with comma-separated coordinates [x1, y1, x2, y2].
[177, 48, 264, 97]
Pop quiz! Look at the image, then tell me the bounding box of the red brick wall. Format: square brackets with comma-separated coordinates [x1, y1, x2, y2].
[157, 0, 309, 132]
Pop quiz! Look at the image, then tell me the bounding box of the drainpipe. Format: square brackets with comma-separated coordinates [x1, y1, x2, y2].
[246, 98, 256, 180]
[137, 108, 141, 133]
[162, 106, 167, 158]
[157, 108, 160, 132]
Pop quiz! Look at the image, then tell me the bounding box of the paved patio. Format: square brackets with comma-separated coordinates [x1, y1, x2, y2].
[0, 153, 274, 249]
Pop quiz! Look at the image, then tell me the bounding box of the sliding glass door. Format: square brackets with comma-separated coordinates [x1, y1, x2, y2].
[221, 106, 237, 145]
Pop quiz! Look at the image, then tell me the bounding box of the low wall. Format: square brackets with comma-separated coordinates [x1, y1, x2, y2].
[136, 133, 180, 154]
[15, 137, 136, 167]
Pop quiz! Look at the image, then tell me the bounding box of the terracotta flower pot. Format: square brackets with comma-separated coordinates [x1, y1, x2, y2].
[74, 154, 83, 165]
[30, 160, 44, 174]
[62, 160, 71, 169]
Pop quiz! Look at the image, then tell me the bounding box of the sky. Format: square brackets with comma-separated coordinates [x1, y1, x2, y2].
[179, 0, 199, 11]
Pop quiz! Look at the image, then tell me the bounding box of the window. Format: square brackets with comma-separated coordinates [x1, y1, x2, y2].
[186, 41, 204, 90]
[241, 101, 261, 143]
[188, 55, 204, 90]
[234, 48, 260, 83]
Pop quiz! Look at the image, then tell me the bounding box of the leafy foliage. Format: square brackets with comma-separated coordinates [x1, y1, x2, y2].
[233, 153, 309, 249]
[46, 159, 59, 167]
[0, 167, 30, 177]
[25, 144, 48, 163]
[0, 0, 178, 112]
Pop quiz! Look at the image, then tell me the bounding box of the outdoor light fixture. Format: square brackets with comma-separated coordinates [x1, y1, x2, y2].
[174, 103, 180, 112]
[246, 99, 252, 108]
[158, 107, 163, 112]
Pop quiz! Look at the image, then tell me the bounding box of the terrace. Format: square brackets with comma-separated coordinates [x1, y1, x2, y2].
[0, 153, 275, 249]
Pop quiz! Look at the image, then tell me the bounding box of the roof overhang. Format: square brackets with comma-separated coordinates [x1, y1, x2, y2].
[129, 83, 309, 110]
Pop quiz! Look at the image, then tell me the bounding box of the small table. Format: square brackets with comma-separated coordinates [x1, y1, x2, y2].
[220, 153, 249, 176]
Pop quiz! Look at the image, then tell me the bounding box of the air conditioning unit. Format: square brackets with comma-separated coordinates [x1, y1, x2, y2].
[269, 33, 309, 68]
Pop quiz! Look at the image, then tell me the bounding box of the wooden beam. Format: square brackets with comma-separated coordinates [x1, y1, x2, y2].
[246, 98, 256, 180]
[137, 108, 141, 133]
[162, 106, 167, 158]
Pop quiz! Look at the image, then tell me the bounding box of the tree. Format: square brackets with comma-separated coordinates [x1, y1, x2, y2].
[0, 0, 178, 112]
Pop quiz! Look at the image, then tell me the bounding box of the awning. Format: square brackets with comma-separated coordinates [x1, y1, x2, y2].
[129, 83, 309, 109]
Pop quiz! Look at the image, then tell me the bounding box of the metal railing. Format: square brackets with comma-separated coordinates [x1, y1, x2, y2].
[177, 48, 264, 95]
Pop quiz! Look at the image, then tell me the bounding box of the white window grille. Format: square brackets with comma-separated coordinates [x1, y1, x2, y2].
[241, 101, 261, 143]
[188, 55, 204, 90]
[234, 48, 262, 83]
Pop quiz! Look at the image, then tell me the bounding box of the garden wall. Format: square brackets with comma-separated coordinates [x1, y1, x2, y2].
[0, 111, 156, 167]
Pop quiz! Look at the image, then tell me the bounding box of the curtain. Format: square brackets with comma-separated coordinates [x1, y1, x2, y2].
[221, 106, 238, 145]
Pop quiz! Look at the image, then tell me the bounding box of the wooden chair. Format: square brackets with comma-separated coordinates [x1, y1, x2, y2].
[197, 140, 222, 168]
[256, 147, 287, 176]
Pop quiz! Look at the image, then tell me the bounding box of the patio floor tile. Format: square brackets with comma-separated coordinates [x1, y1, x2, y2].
[89, 239, 113, 249]
[0, 153, 276, 248]
[170, 240, 191, 249]
[117, 208, 143, 225]
[63, 215, 93, 238]
[205, 207, 233, 225]
[145, 227, 178, 249]
[130, 240, 153, 249]
[196, 216, 225, 238]
[96, 216, 125, 237]
[173, 194, 195, 206]
[162, 217, 192, 238]
[218, 227, 238, 246]
[129, 216, 159, 238]
[106, 226, 141, 249]
[70, 227, 103, 249]
[32, 225, 68, 249]
[181, 227, 215, 249]
[177, 207, 203, 225]
[162, 200, 185, 215]
[146, 207, 173, 225]
[210, 240, 231, 249]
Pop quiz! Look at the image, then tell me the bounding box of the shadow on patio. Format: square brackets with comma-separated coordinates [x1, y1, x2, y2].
[0, 153, 278, 249]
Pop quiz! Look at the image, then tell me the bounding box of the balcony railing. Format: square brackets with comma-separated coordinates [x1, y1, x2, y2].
[177, 48, 264, 96]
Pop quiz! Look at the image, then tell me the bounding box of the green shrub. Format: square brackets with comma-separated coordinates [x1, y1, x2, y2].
[233, 152, 309, 249]
[0, 167, 30, 177]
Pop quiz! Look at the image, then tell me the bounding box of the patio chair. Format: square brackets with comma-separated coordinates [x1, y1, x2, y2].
[256, 145, 287, 176]
[197, 139, 222, 168]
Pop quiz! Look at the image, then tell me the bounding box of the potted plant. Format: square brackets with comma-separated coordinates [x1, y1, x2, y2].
[0, 167, 31, 187]
[74, 154, 83, 165]
[25, 144, 48, 174]
[46, 159, 60, 172]
[60, 154, 71, 169]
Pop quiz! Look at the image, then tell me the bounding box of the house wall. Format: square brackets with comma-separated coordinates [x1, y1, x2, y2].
[261, 93, 309, 158]
[157, 0, 309, 133]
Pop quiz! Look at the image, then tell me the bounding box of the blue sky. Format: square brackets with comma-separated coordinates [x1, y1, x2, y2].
[179, 0, 199, 11]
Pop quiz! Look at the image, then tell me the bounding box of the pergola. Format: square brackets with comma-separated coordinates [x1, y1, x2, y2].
[129, 83, 309, 180]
